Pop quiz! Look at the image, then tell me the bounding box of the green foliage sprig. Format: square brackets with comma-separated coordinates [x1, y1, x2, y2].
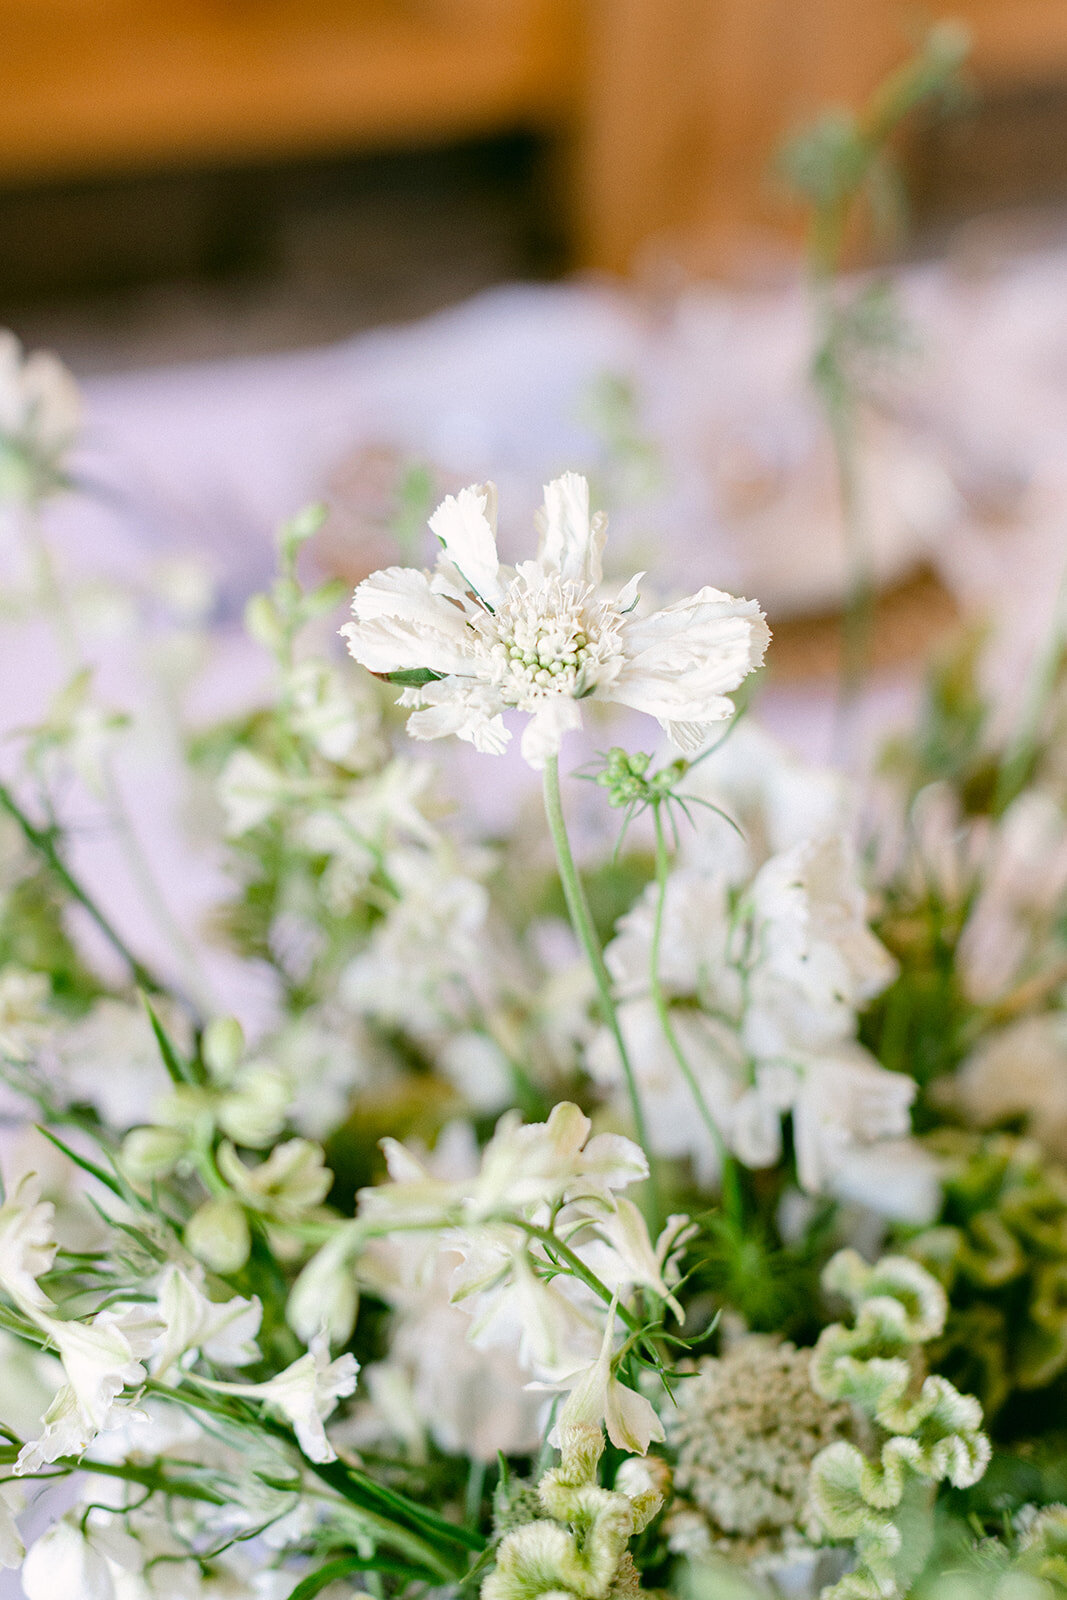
[902, 1133, 1067, 1418]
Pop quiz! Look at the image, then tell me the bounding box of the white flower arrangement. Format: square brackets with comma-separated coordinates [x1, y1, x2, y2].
[0, 306, 1061, 1600]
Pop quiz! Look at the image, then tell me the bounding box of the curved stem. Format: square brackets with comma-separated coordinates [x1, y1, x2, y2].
[15, 500, 212, 1010]
[0, 777, 165, 996]
[541, 755, 661, 1226]
[650, 804, 744, 1230]
[517, 1220, 642, 1335]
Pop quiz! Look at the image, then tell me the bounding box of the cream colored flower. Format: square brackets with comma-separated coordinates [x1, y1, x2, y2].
[544, 1306, 664, 1456]
[342, 473, 768, 767]
[208, 1332, 359, 1463]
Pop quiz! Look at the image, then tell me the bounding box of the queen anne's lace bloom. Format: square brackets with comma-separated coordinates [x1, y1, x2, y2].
[341, 473, 769, 767]
[664, 1337, 851, 1565]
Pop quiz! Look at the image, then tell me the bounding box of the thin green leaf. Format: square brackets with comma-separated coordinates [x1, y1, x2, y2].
[286, 1555, 430, 1600]
[35, 1127, 123, 1198]
[142, 994, 196, 1086]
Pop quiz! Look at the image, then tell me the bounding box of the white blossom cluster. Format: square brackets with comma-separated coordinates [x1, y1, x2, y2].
[588, 725, 934, 1218]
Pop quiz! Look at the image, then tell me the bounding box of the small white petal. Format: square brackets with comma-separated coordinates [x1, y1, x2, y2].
[429, 483, 504, 607]
[536, 472, 606, 587]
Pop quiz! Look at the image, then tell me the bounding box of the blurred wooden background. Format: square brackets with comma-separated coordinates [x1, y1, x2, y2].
[2, 0, 1067, 274]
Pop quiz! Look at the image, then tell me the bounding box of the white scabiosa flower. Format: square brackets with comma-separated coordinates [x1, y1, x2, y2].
[341, 473, 769, 768]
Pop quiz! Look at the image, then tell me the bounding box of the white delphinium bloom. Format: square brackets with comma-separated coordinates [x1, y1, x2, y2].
[342, 473, 769, 767]
[679, 720, 853, 881]
[0, 1172, 57, 1313]
[754, 1045, 917, 1195]
[205, 1331, 359, 1464]
[587, 997, 751, 1187]
[340, 845, 492, 1033]
[593, 826, 910, 1200]
[0, 330, 81, 502]
[18, 1303, 162, 1471]
[21, 1515, 116, 1600]
[743, 836, 898, 1058]
[543, 1304, 664, 1455]
[361, 1100, 646, 1230]
[0, 967, 50, 1062]
[345, 1122, 546, 1460]
[150, 1266, 262, 1383]
[356, 1106, 667, 1452]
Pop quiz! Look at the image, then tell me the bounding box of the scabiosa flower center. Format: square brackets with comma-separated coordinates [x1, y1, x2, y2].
[481, 576, 623, 708]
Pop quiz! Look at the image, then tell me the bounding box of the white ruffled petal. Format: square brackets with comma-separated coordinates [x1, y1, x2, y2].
[519, 696, 583, 769]
[428, 482, 503, 606]
[536, 472, 607, 587]
[611, 589, 769, 729]
[405, 679, 511, 754]
[342, 566, 474, 675]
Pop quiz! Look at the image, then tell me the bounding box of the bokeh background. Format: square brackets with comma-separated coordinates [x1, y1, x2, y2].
[3, 0, 1067, 371]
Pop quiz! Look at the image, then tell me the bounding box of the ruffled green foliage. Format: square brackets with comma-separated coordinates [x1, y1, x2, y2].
[808, 1250, 991, 1599]
[483, 1425, 662, 1600]
[902, 1133, 1067, 1418]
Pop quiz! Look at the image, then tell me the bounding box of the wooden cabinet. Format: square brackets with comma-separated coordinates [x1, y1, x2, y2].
[0, 0, 1066, 272]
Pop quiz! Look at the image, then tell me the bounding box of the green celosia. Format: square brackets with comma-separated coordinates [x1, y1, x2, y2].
[808, 1249, 991, 1600]
[901, 1132, 1067, 1415]
[482, 1423, 663, 1600]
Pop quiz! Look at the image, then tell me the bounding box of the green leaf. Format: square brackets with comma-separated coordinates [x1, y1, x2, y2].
[142, 993, 196, 1086]
[35, 1126, 123, 1198]
[286, 1555, 430, 1600]
[383, 667, 444, 687]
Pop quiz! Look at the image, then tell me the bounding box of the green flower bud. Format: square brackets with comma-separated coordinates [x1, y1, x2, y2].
[202, 1017, 245, 1084]
[120, 1124, 187, 1184]
[243, 593, 286, 652]
[185, 1198, 251, 1275]
[288, 1236, 359, 1347]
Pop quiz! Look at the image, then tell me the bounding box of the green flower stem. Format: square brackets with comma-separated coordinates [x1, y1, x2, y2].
[542, 755, 661, 1225]
[17, 499, 213, 1011]
[650, 804, 744, 1231]
[517, 1220, 642, 1336]
[0, 777, 165, 996]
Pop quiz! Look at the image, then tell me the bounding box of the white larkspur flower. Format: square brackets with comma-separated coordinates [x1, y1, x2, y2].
[150, 1266, 262, 1382]
[543, 1304, 665, 1455]
[341, 473, 769, 767]
[18, 1305, 161, 1472]
[213, 1332, 359, 1463]
[0, 1172, 57, 1314]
